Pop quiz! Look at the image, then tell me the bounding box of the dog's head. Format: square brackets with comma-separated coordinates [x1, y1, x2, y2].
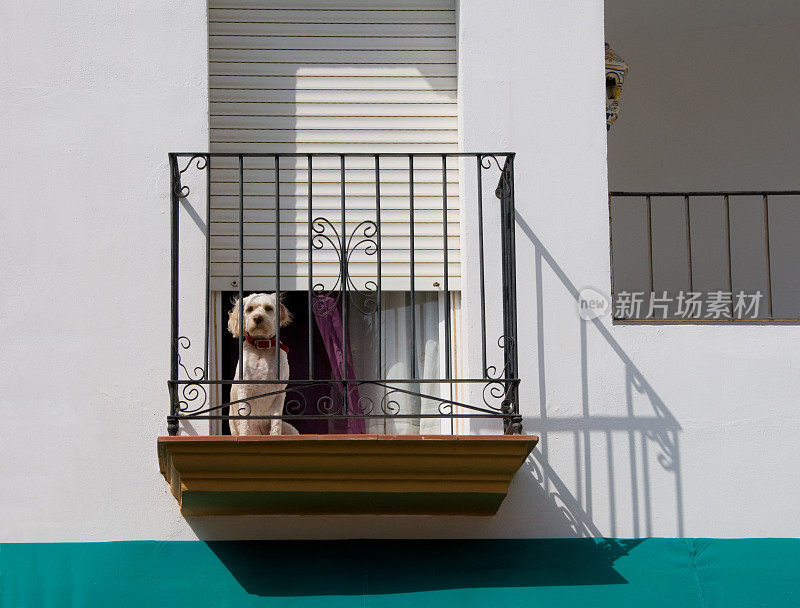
[228, 292, 292, 339]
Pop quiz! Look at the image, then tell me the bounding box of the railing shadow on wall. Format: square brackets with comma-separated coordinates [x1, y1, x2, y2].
[184, 215, 681, 555]
[174, 173, 684, 543]
[175, 161, 683, 542]
[512, 212, 684, 539]
[182, 207, 663, 594]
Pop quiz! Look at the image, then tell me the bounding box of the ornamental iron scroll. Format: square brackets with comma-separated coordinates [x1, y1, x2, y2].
[310, 218, 380, 317]
[176, 336, 207, 413]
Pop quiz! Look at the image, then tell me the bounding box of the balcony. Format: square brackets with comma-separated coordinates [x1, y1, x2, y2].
[159, 151, 535, 515]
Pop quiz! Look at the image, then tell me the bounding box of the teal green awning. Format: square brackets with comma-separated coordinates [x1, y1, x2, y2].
[2, 538, 798, 607]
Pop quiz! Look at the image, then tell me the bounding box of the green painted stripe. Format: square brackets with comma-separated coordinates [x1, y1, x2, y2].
[1, 539, 798, 607]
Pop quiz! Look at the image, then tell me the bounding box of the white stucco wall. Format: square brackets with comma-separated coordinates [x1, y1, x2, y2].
[0, 0, 210, 540]
[2, 1, 798, 542]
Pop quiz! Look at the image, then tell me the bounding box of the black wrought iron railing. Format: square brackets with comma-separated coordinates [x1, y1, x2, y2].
[610, 190, 800, 322]
[168, 152, 521, 436]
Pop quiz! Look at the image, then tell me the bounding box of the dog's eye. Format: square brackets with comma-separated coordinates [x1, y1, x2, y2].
[245, 306, 253, 313]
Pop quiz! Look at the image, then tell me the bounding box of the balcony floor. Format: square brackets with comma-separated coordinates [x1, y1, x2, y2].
[157, 434, 538, 516]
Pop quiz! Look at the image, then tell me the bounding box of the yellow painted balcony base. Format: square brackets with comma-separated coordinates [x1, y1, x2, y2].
[157, 435, 538, 516]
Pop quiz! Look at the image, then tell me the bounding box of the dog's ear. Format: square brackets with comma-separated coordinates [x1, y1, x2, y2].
[279, 303, 292, 327]
[228, 298, 242, 337]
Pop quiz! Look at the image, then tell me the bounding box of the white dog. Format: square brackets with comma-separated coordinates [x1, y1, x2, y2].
[227, 292, 299, 436]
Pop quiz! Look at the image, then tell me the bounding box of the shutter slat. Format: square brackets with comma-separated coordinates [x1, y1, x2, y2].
[209, 75, 457, 90]
[209, 167, 458, 181]
[209, 22, 455, 36]
[210, 116, 457, 130]
[209, 36, 456, 51]
[210, 180, 458, 196]
[211, 221, 460, 237]
[209, 48, 456, 63]
[211, 262, 461, 278]
[210, 129, 457, 144]
[210, 0, 454, 10]
[210, 88, 455, 103]
[211, 235, 459, 249]
[209, 142, 459, 153]
[210, 102, 457, 117]
[213, 248, 459, 263]
[211, 208, 460, 224]
[210, 11, 454, 26]
[210, 64, 456, 77]
[208, 156, 454, 170]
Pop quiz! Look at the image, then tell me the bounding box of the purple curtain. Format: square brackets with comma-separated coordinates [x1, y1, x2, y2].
[313, 295, 366, 434]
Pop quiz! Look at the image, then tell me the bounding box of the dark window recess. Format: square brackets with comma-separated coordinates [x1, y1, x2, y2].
[221, 290, 348, 435]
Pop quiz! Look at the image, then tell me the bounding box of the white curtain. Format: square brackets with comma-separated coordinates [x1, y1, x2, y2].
[348, 292, 441, 435]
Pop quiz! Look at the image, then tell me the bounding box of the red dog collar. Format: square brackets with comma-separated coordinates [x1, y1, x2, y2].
[245, 334, 289, 354]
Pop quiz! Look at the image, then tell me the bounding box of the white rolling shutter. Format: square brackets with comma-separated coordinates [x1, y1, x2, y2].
[208, 0, 459, 291]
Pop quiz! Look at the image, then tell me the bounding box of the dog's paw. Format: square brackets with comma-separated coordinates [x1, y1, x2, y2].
[281, 421, 300, 435]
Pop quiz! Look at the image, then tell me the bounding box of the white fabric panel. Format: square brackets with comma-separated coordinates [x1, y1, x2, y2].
[208, 0, 459, 291]
[352, 291, 441, 435]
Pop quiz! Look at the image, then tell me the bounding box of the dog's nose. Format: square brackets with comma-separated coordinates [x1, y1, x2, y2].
[252, 315, 263, 324]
